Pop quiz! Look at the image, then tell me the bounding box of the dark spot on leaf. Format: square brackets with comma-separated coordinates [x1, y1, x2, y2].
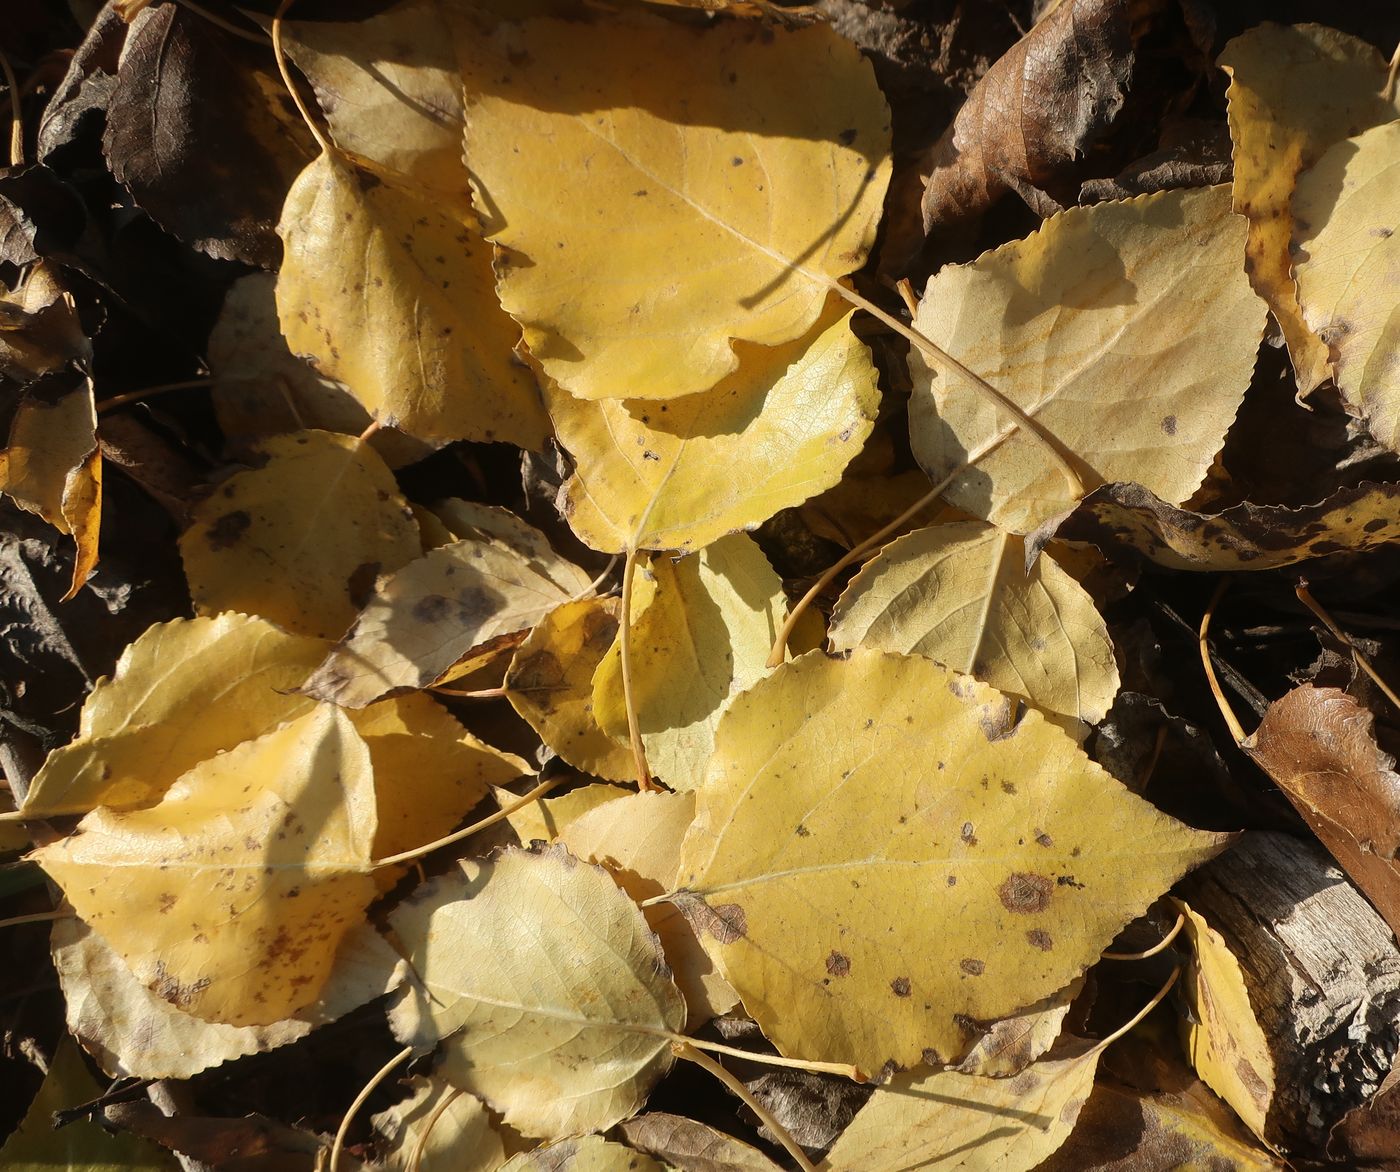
[1161, 414, 1177, 435]
[1026, 929, 1053, 951]
[1035, 831, 1053, 848]
[959, 958, 985, 975]
[960, 821, 977, 846]
[206, 510, 250, 550]
[998, 872, 1053, 914]
[412, 594, 453, 624]
[826, 951, 851, 977]
[891, 976, 911, 996]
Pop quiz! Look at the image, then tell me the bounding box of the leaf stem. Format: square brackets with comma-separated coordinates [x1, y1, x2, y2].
[175, 0, 270, 44]
[410, 1086, 463, 1172]
[673, 1041, 818, 1172]
[97, 378, 213, 414]
[1198, 578, 1247, 745]
[1296, 580, 1400, 714]
[428, 684, 507, 700]
[0, 909, 70, 930]
[1102, 912, 1185, 961]
[679, 1035, 865, 1082]
[329, 1044, 412, 1172]
[272, 0, 333, 157]
[0, 43, 21, 167]
[620, 547, 656, 790]
[1384, 41, 1400, 103]
[1092, 966, 1181, 1053]
[370, 775, 564, 868]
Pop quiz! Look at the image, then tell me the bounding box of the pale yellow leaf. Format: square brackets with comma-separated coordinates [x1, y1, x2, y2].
[53, 918, 405, 1080]
[304, 535, 583, 707]
[677, 649, 1228, 1071]
[504, 598, 637, 782]
[388, 845, 686, 1139]
[618, 1114, 782, 1171]
[1176, 898, 1276, 1145]
[277, 152, 549, 447]
[552, 306, 879, 553]
[592, 535, 787, 789]
[22, 614, 328, 817]
[371, 1077, 506, 1172]
[1293, 120, 1400, 453]
[909, 186, 1265, 533]
[33, 706, 380, 1027]
[1219, 24, 1399, 395]
[499, 1135, 664, 1172]
[821, 1045, 1100, 1171]
[179, 430, 421, 638]
[955, 980, 1081, 1078]
[829, 522, 1119, 726]
[496, 780, 632, 847]
[466, 15, 889, 400]
[429, 499, 592, 596]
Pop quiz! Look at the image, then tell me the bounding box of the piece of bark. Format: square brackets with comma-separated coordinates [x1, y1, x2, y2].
[1178, 832, 1400, 1153]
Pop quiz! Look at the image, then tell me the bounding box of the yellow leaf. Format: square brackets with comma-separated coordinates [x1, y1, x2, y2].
[821, 1045, 1101, 1171]
[429, 498, 593, 596]
[1219, 24, 1399, 395]
[955, 980, 1081, 1078]
[552, 306, 879, 553]
[22, 614, 328, 817]
[592, 535, 788, 788]
[304, 534, 586, 707]
[179, 430, 421, 638]
[33, 705, 380, 1027]
[1293, 120, 1400, 453]
[277, 152, 548, 447]
[499, 1135, 664, 1171]
[618, 1114, 782, 1171]
[371, 1077, 506, 1172]
[388, 844, 686, 1139]
[561, 789, 740, 1025]
[504, 598, 637, 781]
[53, 918, 405, 1080]
[1176, 898, 1276, 1145]
[496, 780, 631, 847]
[829, 522, 1119, 727]
[677, 649, 1227, 1071]
[909, 186, 1265, 533]
[466, 15, 889, 400]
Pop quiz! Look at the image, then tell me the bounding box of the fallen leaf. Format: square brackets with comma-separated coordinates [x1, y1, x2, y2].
[499, 1135, 664, 1171]
[1174, 898, 1276, 1144]
[179, 430, 421, 639]
[498, 779, 632, 847]
[33, 705, 380, 1027]
[821, 1043, 1101, 1171]
[1293, 120, 1400, 451]
[592, 535, 788, 788]
[909, 185, 1265, 533]
[370, 1076, 506, 1172]
[387, 844, 686, 1139]
[618, 1113, 783, 1171]
[676, 649, 1227, 1071]
[467, 15, 889, 399]
[428, 499, 593, 596]
[551, 306, 879, 554]
[303, 533, 585, 707]
[956, 981, 1082, 1078]
[829, 522, 1119, 727]
[0, 261, 91, 382]
[1331, 1066, 1400, 1165]
[1219, 22, 1398, 396]
[277, 152, 549, 447]
[504, 598, 637, 782]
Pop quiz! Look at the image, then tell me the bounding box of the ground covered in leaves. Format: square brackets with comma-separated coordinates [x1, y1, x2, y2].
[3, 0, 1400, 1168]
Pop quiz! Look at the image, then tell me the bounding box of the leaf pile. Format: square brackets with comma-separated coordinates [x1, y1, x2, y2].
[3, 1, 1400, 1169]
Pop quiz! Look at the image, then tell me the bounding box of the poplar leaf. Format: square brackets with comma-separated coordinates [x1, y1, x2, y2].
[551, 307, 879, 554]
[592, 535, 788, 788]
[33, 706, 380, 1027]
[428, 499, 593, 596]
[466, 15, 889, 400]
[498, 780, 632, 847]
[1293, 120, 1400, 453]
[829, 522, 1119, 726]
[909, 185, 1265, 532]
[370, 1077, 506, 1172]
[179, 430, 421, 639]
[618, 1114, 783, 1171]
[499, 1135, 664, 1172]
[387, 845, 686, 1139]
[676, 649, 1228, 1071]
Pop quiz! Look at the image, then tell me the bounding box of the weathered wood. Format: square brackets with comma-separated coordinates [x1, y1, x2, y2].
[1179, 831, 1400, 1153]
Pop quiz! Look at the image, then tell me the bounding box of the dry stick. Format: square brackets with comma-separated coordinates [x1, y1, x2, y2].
[329, 1044, 413, 1172]
[673, 1041, 818, 1172]
[1102, 912, 1185, 962]
[272, 0, 334, 157]
[1296, 581, 1400, 714]
[356, 418, 383, 444]
[369, 774, 564, 869]
[0, 43, 22, 167]
[680, 1035, 862, 1081]
[0, 909, 71, 930]
[410, 1086, 464, 1172]
[620, 547, 656, 790]
[97, 378, 214, 414]
[1199, 578, 1248, 746]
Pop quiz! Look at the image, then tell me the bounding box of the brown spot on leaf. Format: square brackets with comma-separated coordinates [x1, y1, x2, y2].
[1026, 929, 1053, 951]
[891, 976, 912, 997]
[412, 594, 453, 624]
[960, 958, 985, 975]
[826, 951, 851, 977]
[205, 510, 250, 550]
[1161, 414, 1177, 435]
[998, 872, 1053, 914]
[960, 821, 978, 846]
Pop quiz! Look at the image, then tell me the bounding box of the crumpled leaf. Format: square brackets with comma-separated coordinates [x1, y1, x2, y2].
[829, 522, 1119, 727]
[504, 598, 637, 781]
[33, 705, 380, 1027]
[1242, 685, 1400, 939]
[103, 3, 315, 267]
[1175, 898, 1276, 1144]
[467, 15, 889, 400]
[909, 185, 1265, 533]
[387, 844, 686, 1139]
[592, 534, 788, 788]
[821, 1044, 1101, 1171]
[0, 261, 91, 382]
[499, 1135, 664, 1171]
[304, 531, 587, 707]
[956, 981, 1081, 1078]
[53, 917, 405, 1081]
[1293, 120, 1400, 452]
[675, 649, 1227, 1071]
[370, 1076, 506, 1172]
[618, 1113, 782, 1171]
[1041, 479, 1400, 572]
[551, 306, 879, 554]
[1219, 23, 1399, 397]
[277, 152, 549, 448]
[179, 430, 421, 639]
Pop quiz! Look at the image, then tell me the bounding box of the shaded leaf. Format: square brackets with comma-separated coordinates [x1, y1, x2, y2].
[618, 1113, 783, 1172]
[498, 779, 632, 847]
[370, 1076, 506, 1172]
[387, 844, 686, 1139]
[428, 499, 592, 596]
[956, 981, 1081, 1078]
[499, 1135, 664, 1171]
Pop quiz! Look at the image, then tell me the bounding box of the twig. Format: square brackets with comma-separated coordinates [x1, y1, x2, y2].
[329, 1045, 412, 1172]
[410, 1087, 463, 1172]
[1296, 580, 1400, 714]
[272, 0, 333, 156]
[0, 909, 71, 930]
[1199, 578, 1247, 746]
